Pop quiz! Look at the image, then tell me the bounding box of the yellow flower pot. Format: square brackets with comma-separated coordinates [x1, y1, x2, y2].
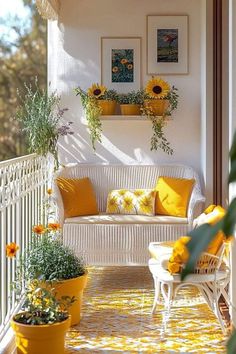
[144, 99, 169, 116]
[53, 272, 88, 326]
[11, 314, 70, 354]
[98, 99, 116, 115]
[120, 104, 141, 116]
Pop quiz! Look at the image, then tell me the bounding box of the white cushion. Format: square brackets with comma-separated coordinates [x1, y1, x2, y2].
[64, 212, 188, 225]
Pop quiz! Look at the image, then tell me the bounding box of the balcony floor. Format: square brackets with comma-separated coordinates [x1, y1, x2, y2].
[65, 267, 227, 353]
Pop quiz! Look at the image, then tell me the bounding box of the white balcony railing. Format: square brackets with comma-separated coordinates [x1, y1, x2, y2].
[0, 154, 50, 341]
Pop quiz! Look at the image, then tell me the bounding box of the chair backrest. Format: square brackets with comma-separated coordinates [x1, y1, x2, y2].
[54, 163, 203, 219]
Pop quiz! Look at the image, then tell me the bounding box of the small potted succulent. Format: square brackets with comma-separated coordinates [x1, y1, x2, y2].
[7, 242, 73, 354]
[144, 76, 178, 117]
[117, 90, 144, 116]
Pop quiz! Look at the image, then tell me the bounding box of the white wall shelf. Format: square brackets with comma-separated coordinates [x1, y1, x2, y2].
[100, 115, 173, 121]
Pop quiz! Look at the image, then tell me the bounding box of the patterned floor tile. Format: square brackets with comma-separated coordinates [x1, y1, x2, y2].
[65, 267, 227, 353]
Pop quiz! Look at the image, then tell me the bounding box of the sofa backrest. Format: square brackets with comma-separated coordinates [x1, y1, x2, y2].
[54, 164, 203, 218]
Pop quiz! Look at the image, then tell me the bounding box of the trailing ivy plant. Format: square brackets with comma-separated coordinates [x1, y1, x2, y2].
[182, 131, 236, 353]
[75, 87, 102, 151]
[141, 105, 173, 155]
[16, 78, 73, 170]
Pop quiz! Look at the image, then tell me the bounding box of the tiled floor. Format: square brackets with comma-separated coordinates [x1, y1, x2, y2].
[66, 267, 227, 353]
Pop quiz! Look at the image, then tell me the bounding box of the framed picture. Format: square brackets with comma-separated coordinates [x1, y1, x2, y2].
[101, 37, 141, 93]
[147, 15, 188, 75]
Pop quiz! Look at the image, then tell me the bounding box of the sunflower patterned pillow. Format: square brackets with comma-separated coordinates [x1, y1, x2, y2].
[106, 189, 157, 216]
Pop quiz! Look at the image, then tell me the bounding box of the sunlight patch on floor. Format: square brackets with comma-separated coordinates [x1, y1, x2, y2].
[66, 267, 227, 353]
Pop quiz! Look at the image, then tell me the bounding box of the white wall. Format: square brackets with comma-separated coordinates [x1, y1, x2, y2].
[48, 0, 202, 176]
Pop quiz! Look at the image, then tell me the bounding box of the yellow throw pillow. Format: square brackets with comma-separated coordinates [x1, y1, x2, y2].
[106, 189, 156, 216]
[56, 177, 99, 218]
[167, 205, 226, 274]
[155, 177, 195, 217]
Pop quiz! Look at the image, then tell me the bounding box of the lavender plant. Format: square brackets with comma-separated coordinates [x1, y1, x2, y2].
[16, 79, 73, 169]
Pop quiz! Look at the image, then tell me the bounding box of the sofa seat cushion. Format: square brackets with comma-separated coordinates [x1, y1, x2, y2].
[64, 213, 188, 225]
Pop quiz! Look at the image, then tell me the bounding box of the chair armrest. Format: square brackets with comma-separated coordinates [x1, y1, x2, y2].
[187, 194, 206, 225]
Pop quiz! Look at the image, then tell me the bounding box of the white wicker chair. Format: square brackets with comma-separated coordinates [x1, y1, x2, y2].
[148, 243, 230, 335]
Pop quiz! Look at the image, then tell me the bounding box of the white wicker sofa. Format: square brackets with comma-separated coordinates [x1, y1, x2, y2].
[54, 164, 205, 265]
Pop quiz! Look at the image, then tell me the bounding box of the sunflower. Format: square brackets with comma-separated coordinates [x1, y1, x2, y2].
[145, 77, 170, 99]
[107, 195, 119, 213]
[87, 83, 107, 98]
[133, 189, 144, 197]
[119, 189, 127, 196]
[6, 242, 19, 258]
[121, 58, 128, 65]
[112, 66, 119, 73]
[122, 195, 134, 213]
[127, 64, 133, 70]
[139, 195, 153, 215]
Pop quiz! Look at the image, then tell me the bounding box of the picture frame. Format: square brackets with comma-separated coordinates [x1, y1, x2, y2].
[147, 15, 188, 75]
[101, 37, 141, 93]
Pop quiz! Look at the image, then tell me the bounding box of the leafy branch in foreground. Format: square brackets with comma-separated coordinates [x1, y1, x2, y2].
[182, 130, 236, 353]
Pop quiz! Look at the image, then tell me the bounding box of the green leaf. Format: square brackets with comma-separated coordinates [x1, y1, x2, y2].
[230, 131, 236, 162]
[228, 161, 236, 184]
[227, 330, 236, 354]
[181, 221, 223, 280]
[222, 198, 236, 236]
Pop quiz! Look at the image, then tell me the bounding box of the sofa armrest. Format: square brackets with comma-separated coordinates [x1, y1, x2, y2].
[187, 194, 206, 225]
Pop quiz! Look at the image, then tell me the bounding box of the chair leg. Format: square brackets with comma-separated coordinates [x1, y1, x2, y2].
[152, 277, 160, 314]
[213, 283, 227, 334]
[160, 282, 173, 340]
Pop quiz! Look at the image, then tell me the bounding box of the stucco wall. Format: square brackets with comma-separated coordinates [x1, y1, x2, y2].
[48, 0, 202, 175]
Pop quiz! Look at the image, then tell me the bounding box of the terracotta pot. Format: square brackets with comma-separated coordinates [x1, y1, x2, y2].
[120, 104, 141, 116]
[98, 100, 116, 115]
[11, 313, 70, 354]
[144, 99, 169, 116]
[53, 272, 88, 326]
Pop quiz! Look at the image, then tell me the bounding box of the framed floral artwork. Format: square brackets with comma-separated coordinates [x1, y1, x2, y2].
[147, 15, 188, 75]
[101, 37, 141, 93]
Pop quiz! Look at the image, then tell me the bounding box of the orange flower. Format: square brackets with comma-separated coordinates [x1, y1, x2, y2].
[112, 66, 119, 73]
[47, 188, 53, 195]
[6, 242, 19, 258]
[32, 224, 46, 234]
[127, 64, 133, 70]
[48, 223, 60, 231]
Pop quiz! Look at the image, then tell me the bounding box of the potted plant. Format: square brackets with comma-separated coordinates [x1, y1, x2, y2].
[117, 90, 144, 115]
[16, 78, 73, 170]
[96, 87, 118, 115]
[144, 76, 178, 117]
[24, 222, 88, 326]
[7, 243, 72, 354]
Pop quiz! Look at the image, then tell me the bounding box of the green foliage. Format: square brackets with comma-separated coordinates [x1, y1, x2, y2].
[100, 89, 118, 101]
[24, 231, 86, 281]
[117, 90, 145, 105]
[141, 105, 173, 155]
[14, 280, 73, 325]
[75, 87, 102, 151]
[181, 130, 236, 353]
[166, 86, 179, 115]
[16, 80, 72, 169]
[0, 0, 46, 161]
